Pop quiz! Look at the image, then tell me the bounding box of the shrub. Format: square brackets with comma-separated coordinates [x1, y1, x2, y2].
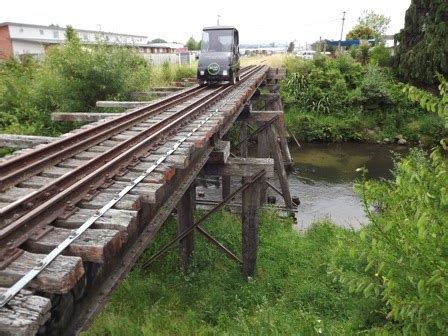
[283, 55, 358, 115]
[370, 44, 391, 67]
[0, 36, 152, 136]
[38, 39, 152, 112]
[333, 150, 448, 334]
[356, 65, 395, 112]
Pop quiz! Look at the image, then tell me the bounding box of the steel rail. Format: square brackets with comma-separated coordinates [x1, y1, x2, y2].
[0, 89, 214, 227]
[0, 67, 257, 225]
[0, 66, 259, 227]
[0, 86, 202, 190]
[0, 66, 263, 257]
[0, 65, 256, 191]
[0, 66, 267, 308]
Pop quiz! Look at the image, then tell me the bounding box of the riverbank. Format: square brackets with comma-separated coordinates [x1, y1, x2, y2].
[281, 55, 447, 145]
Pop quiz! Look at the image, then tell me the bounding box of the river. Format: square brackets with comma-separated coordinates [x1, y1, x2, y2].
[290, 143, 408, 230]
[195, 142, 408, 230]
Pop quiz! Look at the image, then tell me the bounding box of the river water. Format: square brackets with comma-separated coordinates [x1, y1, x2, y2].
[290, 143, 408, 230]
[196, 142, 408, 230]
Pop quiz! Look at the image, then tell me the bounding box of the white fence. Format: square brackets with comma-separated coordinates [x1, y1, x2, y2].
[142, 52, 194, 65]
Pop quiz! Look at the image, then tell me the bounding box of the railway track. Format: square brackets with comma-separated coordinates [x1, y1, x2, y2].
[0, 65, 268, 335]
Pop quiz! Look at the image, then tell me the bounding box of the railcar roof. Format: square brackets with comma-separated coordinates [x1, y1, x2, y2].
[203, 26, 237, 31]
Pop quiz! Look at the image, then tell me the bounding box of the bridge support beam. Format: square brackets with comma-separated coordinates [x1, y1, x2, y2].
[221, 135, 231, 200]
[178, 183, 196, 271]
[257, 130, 269, 205]
[242, 174, 264, 277]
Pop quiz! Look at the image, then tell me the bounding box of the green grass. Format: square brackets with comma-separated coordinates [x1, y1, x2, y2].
[85, 210, 366, 335]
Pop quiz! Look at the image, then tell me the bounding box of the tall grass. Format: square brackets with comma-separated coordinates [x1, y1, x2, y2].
[151, 62, 196, 86]
[85, 210, 369, 335]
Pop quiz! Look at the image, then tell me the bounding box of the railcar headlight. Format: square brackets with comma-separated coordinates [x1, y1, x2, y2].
[200, 70, 205, 75]
[222, 70, 228, 76]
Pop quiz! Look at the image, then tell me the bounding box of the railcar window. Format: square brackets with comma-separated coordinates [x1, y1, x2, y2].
[201, 30, 233, 52]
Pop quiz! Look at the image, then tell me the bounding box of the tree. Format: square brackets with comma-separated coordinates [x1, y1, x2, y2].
[186, 36, 200, 51]
[394, 0, 448, 86]
[347, 10, 391, 42]
[346, 25, 376, 40]
[65, 25, 79, 44]
[356, 42, 371, 65]
[358, 10, 391, 38]
[287, 41, 295, 53]
[150, 38, 166, 43]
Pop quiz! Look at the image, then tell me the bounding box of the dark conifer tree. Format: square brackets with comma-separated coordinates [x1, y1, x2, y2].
[394, 0, 448, 86]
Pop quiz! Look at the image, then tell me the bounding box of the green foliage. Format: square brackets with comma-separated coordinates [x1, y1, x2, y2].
[336, 149, 448, 334]
[285, 109, 367, 142]
[393, 0, 448, 86]
[64, 25, 79, 43]
[357, 10, 391, 41]
[404, 75, 448, 119]
[287, 41, 295, 53]
[0, 57, 53, 135]
[282, 55, 447, 143]
[403, 75, 448, 147]
[356, 43, 371, 66]
[0, 30, 152, 136]
[160, 61, 173, 82]
[369, 44, 391, 67]
[152, 62, 196, 85]
[39, 40, 152, 112]
[356, 65, 395, 111]
[186, 36, 200, 50]
[346, 25, 376, 40]
[283, 55, 363, 115]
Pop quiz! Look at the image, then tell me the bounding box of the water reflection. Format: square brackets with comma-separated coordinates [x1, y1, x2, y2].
[291, 143, 408, 231]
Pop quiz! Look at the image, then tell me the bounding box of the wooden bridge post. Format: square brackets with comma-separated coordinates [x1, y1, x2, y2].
[240, 121, 248, 158]
[221, 134, 231, 200]
[257, 129, 269, 204]
[267, 125, 295, 209]
[242, 174, 264, 277]
[178, 183, 196, 270]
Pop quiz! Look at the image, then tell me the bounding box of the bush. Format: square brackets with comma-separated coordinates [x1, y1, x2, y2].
[333, 149, 448, 334]
[356, 65, 395, 112]
[0, 37, 152, 136]
[38, 39, 152, 112]
[285, 108, 367, 142]
[370, 44, 391, 67]
[283, 55, 360, 115]
[282, 55, 446, 143]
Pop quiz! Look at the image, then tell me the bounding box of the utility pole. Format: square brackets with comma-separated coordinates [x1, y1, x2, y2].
[338, 11, 346, 50]
[217, 15, 221, 26]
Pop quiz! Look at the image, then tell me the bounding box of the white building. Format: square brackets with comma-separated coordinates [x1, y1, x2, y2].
[0, 22, 148, 59]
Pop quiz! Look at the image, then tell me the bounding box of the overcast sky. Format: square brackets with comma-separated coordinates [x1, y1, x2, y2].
[2, 0, 411, 46]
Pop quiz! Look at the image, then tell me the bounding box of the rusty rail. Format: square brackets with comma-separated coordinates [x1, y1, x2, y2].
[0, 66, 262, 262]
